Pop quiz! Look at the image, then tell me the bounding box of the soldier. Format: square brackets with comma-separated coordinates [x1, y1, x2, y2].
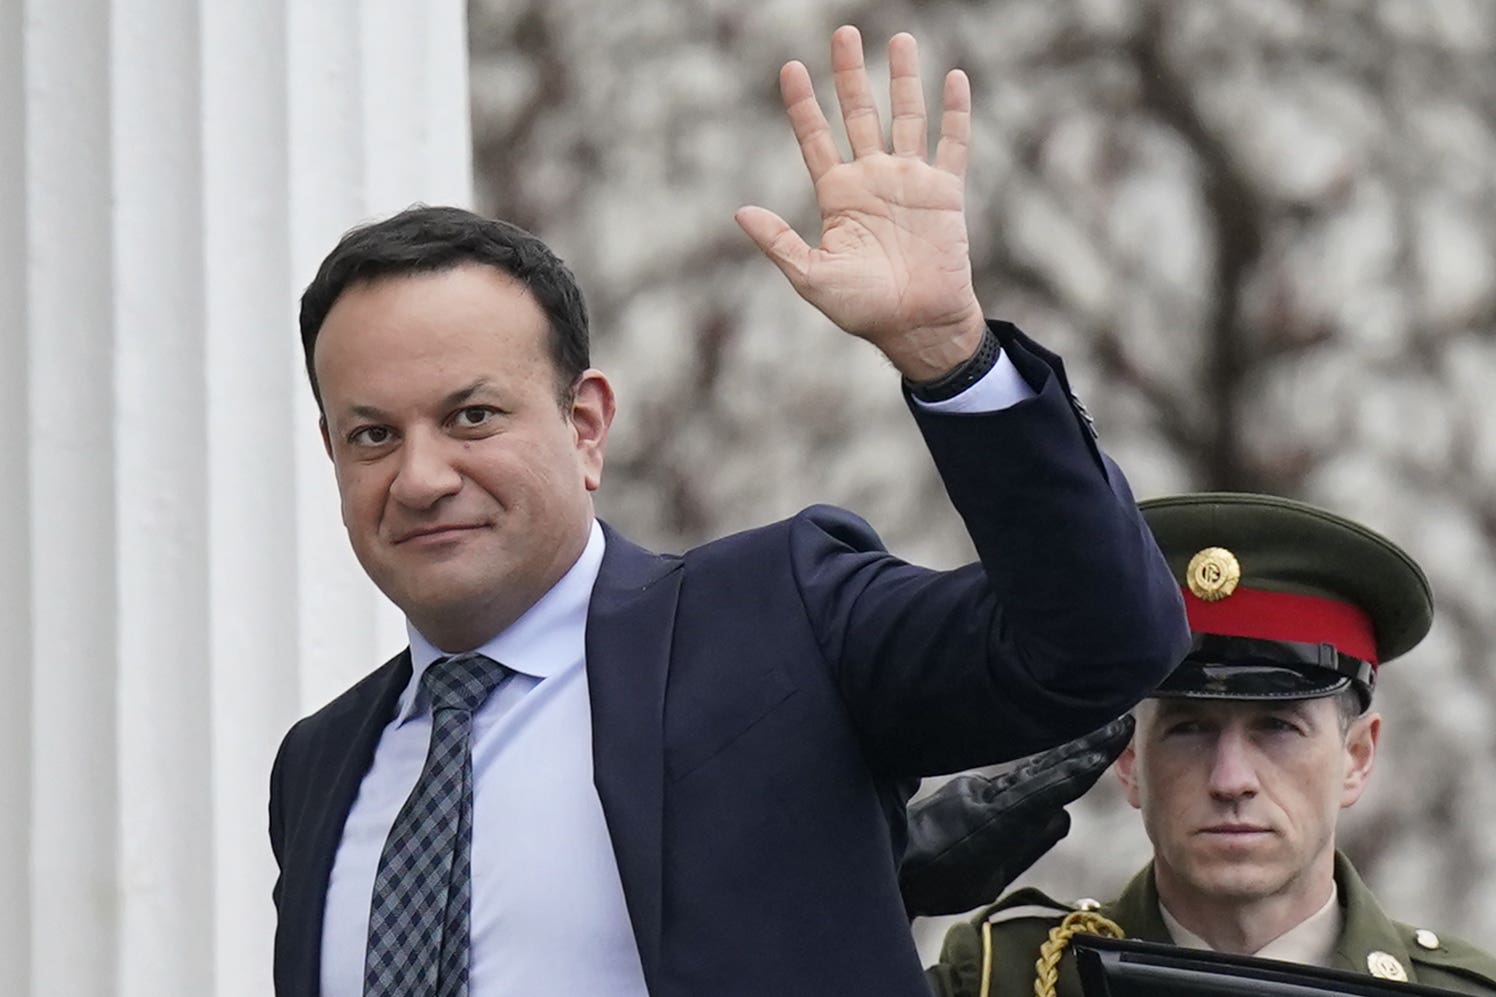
[922, 493, 1496, 997]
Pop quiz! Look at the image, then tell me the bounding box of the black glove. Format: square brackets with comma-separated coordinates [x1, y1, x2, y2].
[898, 714, 1135, 918]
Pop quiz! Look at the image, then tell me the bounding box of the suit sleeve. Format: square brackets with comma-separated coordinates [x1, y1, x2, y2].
[789, 321, 1189, 775]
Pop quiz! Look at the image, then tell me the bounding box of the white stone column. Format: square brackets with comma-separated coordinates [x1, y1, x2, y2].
[9, 2, 472, 994]
[24, 3, 120, 995]
[0, 3, 34, 995]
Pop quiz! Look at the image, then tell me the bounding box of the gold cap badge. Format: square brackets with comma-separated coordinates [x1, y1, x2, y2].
[1187, 547, 1241, 602]
[1367, 951, 1408, 981]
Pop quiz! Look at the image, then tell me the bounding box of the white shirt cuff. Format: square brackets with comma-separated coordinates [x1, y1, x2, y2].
[909, 348, 1036, 414]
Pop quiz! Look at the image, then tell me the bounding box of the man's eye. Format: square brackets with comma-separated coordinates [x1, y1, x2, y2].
[349, 426, 393, 447]
[453, 406, 496, 428]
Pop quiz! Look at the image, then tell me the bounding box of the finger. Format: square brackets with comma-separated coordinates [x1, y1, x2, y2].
[1010, 714, 1132, 783]
[1052, 714, 1133, 758]
[830, 25, 884, 158]
[778, 61, 841, 184]
[734, 206, 812, 289]
[934, 68, 972, 177]
[887, 33, 927, 158]
[1094, 713, 1137, 760]
[1002, 743, 1121, 812]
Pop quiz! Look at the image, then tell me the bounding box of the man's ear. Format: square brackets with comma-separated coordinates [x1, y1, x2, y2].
[1341, 711, 1381, 809]
[1114, 736, 1143, 810]
[570, 370, 616, 492]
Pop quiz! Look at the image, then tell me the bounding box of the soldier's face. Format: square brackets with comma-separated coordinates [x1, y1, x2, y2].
[1116, 698, 1380, 911]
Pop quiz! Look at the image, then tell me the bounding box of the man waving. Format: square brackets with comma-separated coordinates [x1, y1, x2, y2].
[269, 28, 1187, 997]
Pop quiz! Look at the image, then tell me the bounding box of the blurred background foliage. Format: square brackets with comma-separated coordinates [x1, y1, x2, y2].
[468, 0, 1496, 954]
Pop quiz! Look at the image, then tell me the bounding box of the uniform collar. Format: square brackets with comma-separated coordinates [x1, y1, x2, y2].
[1107, 863, 1173, 944]
[1329, 849, 1416, 977]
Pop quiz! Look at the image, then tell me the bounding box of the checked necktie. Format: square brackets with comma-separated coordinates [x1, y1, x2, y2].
[364, 652, 511, 997]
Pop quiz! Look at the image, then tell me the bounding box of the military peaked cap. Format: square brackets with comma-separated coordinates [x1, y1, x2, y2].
[1139, 493, 1432, 708]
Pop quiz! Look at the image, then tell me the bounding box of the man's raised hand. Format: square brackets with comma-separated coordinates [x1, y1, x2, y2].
[736, 27, 987, 383]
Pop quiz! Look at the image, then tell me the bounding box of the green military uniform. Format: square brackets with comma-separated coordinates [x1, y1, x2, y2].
[926, 851, 1496, 996]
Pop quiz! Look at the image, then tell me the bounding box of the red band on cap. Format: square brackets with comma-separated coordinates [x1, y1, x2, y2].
[1182, 586, 1379, 665]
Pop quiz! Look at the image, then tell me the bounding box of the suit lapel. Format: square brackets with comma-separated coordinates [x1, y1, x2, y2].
[585, 523, 682, 987]
[280, 651, 412, 996]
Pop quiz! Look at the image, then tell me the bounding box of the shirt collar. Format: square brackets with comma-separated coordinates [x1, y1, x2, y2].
[395, 520, 606, 726]
[1160, 881, 1342, 967]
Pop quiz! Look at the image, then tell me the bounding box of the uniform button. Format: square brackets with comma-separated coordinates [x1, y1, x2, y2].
[1074, 898, 1101, 911]
[1415, 929, 1441, 950]
[1367, 951, 1408, 981]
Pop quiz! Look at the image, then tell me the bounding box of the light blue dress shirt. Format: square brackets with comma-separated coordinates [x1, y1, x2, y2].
[320, 522, 649, 996]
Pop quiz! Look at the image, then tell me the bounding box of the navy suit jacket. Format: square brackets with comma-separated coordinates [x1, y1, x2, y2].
[269, 325, 1189, 996]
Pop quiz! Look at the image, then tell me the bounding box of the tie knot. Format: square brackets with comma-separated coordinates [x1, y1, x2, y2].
[421, 652, 509, 714]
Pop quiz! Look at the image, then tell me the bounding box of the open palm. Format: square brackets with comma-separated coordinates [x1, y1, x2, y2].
[737, 28, 986, 381]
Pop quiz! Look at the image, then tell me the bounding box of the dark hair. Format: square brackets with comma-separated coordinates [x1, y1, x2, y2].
[1335, 687, 1366, 735]
[299, 205, 590, 409]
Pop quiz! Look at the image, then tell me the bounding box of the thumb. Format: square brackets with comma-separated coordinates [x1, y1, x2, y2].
[734, 206, 812, 292]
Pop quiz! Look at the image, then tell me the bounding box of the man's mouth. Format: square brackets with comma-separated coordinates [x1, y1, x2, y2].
[1198, 822, 1272, 836]
[394, 523, 485, 544]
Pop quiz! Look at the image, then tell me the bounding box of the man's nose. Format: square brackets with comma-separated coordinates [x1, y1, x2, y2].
[1206, 728, 1260, 801]
[389, 430, 462, 509]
